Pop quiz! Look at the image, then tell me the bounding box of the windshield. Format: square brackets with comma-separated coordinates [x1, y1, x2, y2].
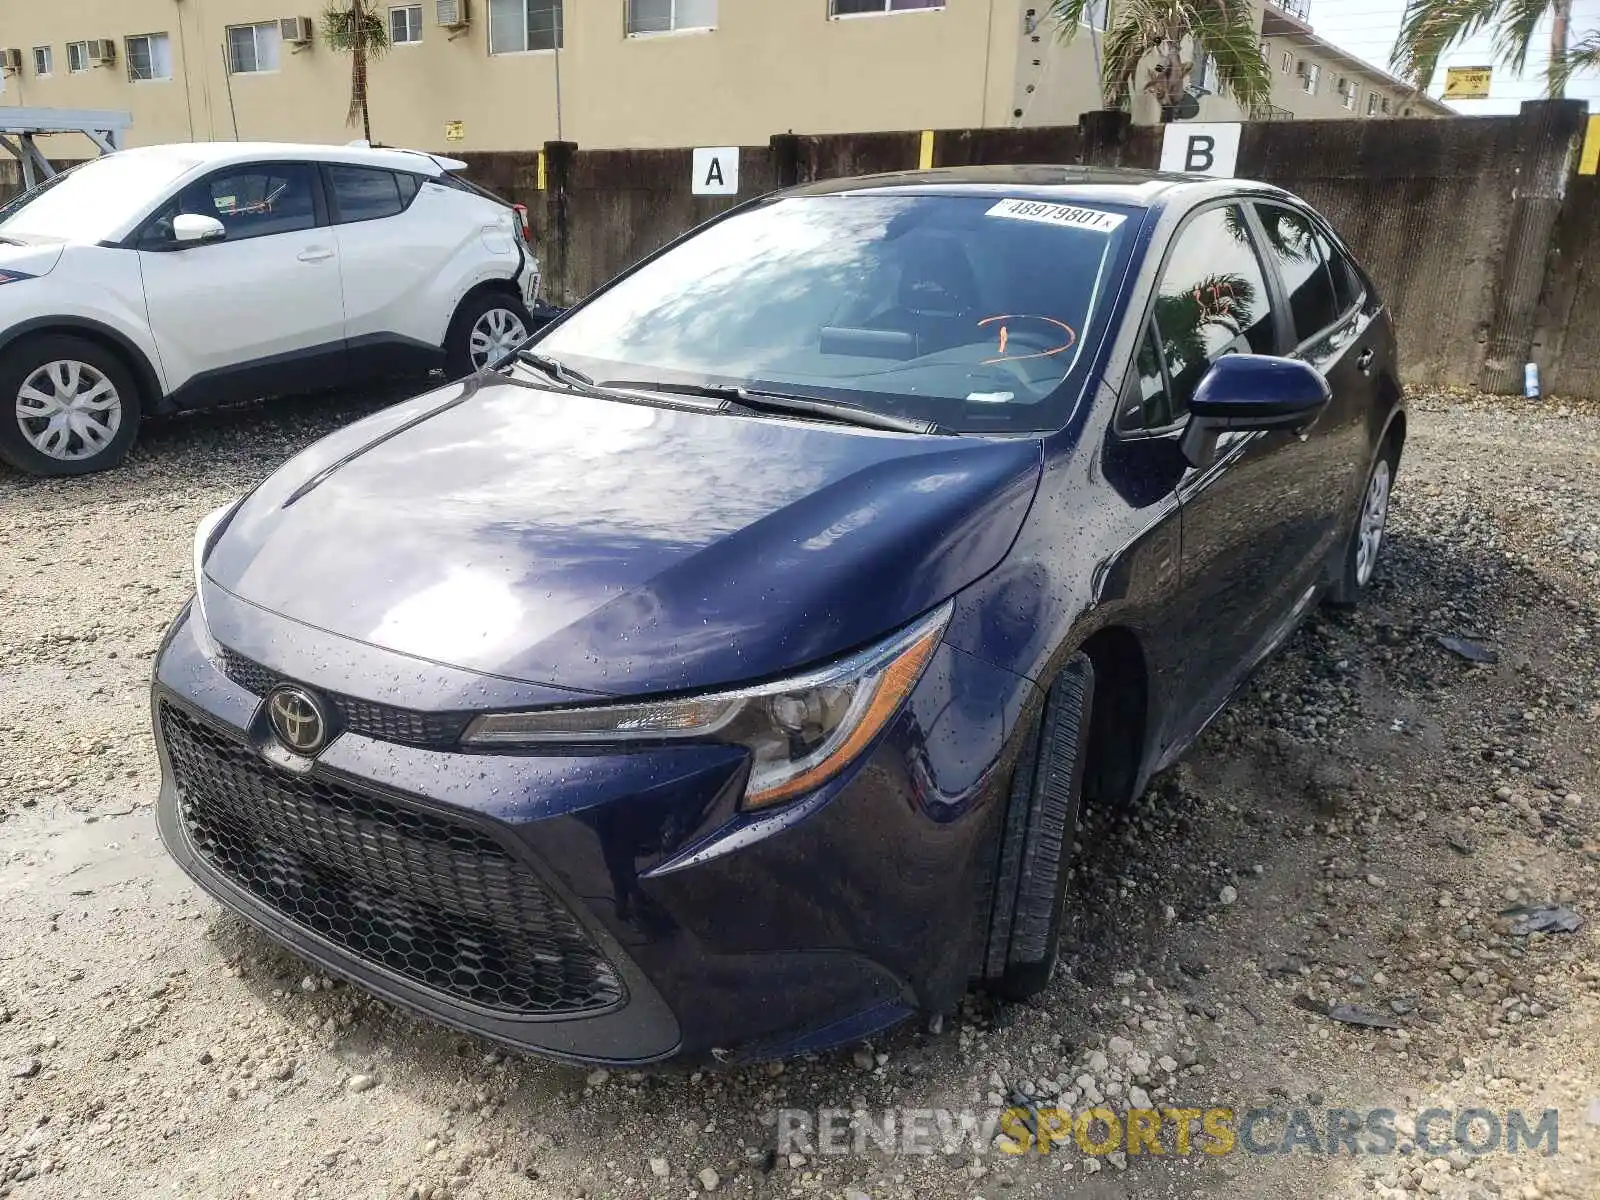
[532, 193, 1137, 434]
[0, 153, 200, 242]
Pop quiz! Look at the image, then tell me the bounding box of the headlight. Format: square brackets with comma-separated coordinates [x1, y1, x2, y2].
[191, 499, 242, 658]
[462, 602, 953, 809]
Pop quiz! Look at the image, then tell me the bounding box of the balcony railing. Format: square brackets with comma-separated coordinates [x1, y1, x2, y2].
[1268, 0, 1312, 20]
[1250, 102, 1297, 121]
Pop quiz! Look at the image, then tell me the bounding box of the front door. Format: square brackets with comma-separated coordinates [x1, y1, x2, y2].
[136, 161, 347, 406]
[1152, 203, 1331, 740]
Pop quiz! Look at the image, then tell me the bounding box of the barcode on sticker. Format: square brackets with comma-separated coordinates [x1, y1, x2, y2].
[986, 199, 1126, 233]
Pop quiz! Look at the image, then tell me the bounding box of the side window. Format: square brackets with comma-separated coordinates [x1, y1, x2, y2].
[1254, 203, 1339, 344]
[328, 166, 407, 223]
[1316, 227, 1366, 316]
[1153, 204, 1275, 415]
[144, 164, 318, 244]
[396, 173, 419, 206]
[1121, 321, 1175, 429]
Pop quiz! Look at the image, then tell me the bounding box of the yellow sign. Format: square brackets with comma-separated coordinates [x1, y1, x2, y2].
[444, 120, 465, 141]
[1581, 115, 1600, 176]
[1444, 66, 1492, 100]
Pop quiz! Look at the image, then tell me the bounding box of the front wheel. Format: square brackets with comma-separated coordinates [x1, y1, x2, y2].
[0, 335, 142, 477]
[445, 292, 532, 379]
[981, 653, 1095, 1001]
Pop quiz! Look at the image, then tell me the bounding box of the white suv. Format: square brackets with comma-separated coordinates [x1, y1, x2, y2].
[0, 142, 541, 476]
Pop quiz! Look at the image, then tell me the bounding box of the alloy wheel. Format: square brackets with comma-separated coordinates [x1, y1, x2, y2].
[468, 307, 529, 370]
[15, 360, 123, 463]
[1354, 458, 1391, 587]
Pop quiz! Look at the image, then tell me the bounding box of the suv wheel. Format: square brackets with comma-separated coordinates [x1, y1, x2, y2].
[446, 292, 531, 378]
[0, 335, 142, 477]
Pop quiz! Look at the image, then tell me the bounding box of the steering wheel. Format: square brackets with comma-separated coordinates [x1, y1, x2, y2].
[976, 315, 1077, 365]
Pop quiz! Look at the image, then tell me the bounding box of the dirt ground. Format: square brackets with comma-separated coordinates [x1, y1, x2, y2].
[1, 386, 1597, 1200]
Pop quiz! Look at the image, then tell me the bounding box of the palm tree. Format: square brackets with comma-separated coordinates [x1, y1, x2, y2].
[1048, 0, 1272, 122]
[1391, 0, 1591, 100]
[322, 1, 389, 144]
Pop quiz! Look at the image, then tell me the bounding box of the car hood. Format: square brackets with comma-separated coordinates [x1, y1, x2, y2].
[0, 240, 65, 277]
[206, 377, 1042, 696]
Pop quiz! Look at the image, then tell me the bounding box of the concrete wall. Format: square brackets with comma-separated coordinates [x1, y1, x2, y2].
[509, 102, 1598, 399]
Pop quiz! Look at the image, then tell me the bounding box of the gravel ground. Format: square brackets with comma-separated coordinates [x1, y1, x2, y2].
[1, 385, 1598, 1200]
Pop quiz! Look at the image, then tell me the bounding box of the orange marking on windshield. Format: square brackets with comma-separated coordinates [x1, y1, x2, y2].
[976, 315, 1077, 366]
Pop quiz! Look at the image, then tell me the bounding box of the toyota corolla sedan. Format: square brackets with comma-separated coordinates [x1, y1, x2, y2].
[153, 167, 1405, 1066]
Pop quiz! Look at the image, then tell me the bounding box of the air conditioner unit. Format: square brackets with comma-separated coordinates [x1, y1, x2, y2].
[88, 39, 117, 64]
[0, 49, 21, 73]
[280, 16, 314, 44]
[437, 0, 471, 29]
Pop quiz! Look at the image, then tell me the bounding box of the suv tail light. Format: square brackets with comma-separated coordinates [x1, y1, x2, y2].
[512, 204, 531, 244]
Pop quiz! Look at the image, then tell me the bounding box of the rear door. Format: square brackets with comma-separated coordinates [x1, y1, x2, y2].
[325, 164, 520, 371]
[1250, 201, 1378, 566]
[1156, 202, 1331, 738]
[136, 161, 347, 403]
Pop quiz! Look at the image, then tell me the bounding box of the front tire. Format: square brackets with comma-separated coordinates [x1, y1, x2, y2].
[445, 291, 532, 379]
[982, 653, 1095, 1001]
[0, 335, 142, 477]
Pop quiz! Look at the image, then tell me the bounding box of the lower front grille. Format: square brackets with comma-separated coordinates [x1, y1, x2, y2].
[160, 700, 624, 1017]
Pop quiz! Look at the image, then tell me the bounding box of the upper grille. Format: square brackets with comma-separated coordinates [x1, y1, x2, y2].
[217, 647, 467, 749]
[161, 700, 624, 1017]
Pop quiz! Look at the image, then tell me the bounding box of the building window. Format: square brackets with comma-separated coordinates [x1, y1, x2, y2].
[66, 41, 90, 73]
[1366, 91, 1380, 116]
[32, 46, 52, 76]
[390, 5, 424, 43]
[1381, 95, 1393, 114]
[126, 33, 173, 81]
[1080, 0, 1108, 29]
[627, 0, 717, 34]
[829, 0, 944, 16]
[489, 0, 564, 52]
[226, 22, 282, 73]
[1299, 61, 1320, 95]
[1281, 50, 1292, 73]
[1337, 77, 1358, 110]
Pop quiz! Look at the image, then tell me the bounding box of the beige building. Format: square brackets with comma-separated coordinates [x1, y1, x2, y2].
[0, 0, 1446, 161]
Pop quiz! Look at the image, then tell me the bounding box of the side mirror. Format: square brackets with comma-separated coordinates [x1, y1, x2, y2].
[1180, 354, 1331, 469]
[172, 213, 226, 245]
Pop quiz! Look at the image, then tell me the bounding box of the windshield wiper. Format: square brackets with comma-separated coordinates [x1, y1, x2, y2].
[515, 350, 597, 389]
[600, 380, 943, 435]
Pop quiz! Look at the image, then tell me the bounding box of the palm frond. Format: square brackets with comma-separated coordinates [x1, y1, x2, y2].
[1552, 25, 1600, 92]
[1492, 0, 1557, 77]
[1187, 0, 1274, 110]
[322, 1, 388, 136]
[1390, 0, 1506, 90]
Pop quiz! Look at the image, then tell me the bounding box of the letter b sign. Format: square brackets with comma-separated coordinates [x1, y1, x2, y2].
[1159, 124, 1242, 179]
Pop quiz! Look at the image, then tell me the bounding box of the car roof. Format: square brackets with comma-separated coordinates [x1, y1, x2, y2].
[101, 141, 465, 177]
[781, 165, 1294, 213]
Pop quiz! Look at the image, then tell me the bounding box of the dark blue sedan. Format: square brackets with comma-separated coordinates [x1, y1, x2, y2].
[153, 167, 1404, 1066]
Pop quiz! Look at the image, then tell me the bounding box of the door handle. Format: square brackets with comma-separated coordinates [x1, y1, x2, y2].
[1356, 347, 1375, 374]
[297, 247, 335, 263]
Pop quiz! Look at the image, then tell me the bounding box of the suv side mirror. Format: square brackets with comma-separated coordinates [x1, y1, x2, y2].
[1180, 354, 1331, 469]
[173, 213, 226, 245]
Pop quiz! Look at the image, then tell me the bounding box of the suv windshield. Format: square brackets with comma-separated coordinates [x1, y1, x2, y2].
[533, 193, 1137, 434]
[0, 153, 199, 242]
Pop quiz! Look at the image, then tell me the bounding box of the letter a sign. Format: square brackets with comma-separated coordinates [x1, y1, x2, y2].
[1159, 123, 1241, 179]
[693, 147, 739, 196]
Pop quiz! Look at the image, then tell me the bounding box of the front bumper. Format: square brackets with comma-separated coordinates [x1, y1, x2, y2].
[153, 599, 1035, 1065]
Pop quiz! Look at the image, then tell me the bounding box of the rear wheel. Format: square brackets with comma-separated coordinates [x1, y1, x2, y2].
[981, 653, 1095, 1000]
[0, 335, 142, 477]
[1327, 438, 1399, 606]
[445, 291, 532, 378]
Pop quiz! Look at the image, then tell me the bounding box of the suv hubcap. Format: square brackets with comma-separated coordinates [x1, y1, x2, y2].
[469, 308, 529, 369]
[1354, 459, 1391, 587]
[16, 360, 123, 462]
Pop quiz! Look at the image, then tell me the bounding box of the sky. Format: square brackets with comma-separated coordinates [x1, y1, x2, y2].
[1306, 0, 1600, 114]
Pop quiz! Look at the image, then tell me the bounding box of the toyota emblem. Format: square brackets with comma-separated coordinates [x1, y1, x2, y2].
[266, 686, 329, 756]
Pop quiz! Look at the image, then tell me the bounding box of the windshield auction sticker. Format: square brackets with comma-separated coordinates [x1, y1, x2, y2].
[986, 199, 1126, 233]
